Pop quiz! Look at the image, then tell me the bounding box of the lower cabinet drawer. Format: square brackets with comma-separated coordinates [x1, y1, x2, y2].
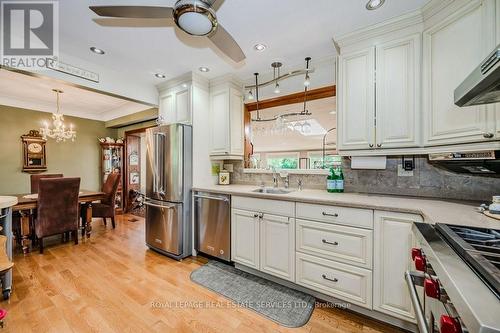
[296, 219, 373, 269]
[296, 253, 372, 309]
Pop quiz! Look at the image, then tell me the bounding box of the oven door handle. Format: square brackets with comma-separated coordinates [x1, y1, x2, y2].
[405, 271, 429, 333]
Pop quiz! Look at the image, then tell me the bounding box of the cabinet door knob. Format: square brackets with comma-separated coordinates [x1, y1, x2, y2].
[253, 213, 259, 218]
[322, 274, 338, 283]
[322, 239, 339, 246]
[322, 212, 339, 218]
[377, 143, 382, 148]
[483, 132, 494, 139]
[369, 144, 374, 148]
[259, 213, 264, 219]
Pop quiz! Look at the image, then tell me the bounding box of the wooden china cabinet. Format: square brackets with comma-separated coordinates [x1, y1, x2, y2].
[100, 142, 124, 213]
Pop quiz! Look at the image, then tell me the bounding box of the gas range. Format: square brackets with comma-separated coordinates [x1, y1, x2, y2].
[409, 223, 500, 333]
[435, 224, 500, 299]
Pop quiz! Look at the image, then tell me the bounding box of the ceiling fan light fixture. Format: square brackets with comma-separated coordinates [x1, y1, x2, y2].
[174, 0, 217, 36]
[366, 0, 385, 10]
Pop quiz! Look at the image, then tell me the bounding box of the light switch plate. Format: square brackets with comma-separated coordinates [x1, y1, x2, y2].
[398, 164, 414, 177]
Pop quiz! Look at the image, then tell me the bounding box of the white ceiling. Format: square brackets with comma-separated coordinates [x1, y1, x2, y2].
[0, 69, 152, 121]
[60, 0, 428, 84]
[1, 0, 428, 121]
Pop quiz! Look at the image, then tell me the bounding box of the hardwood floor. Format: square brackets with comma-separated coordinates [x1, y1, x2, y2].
[3, 214, 404, 333]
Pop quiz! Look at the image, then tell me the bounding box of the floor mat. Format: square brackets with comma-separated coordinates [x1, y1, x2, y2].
[190, 260, 315, 328]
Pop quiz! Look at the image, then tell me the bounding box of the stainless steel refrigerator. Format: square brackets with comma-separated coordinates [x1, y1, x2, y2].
[145, 124, 192, 260]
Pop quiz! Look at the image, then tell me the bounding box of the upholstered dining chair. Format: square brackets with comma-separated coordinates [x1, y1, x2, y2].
[92, 173, 121, 229]
[35, 177, 80, 254]
[30, 174, 63, 193]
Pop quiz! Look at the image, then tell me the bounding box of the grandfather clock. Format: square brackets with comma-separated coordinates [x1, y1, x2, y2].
[21, 130, 47, 173]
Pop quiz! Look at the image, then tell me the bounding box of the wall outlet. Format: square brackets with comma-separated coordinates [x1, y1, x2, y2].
[398, 164, 414, 177]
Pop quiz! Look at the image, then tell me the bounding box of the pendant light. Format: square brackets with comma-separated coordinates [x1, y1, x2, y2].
[303, 57, 311, 87]
[272, 62, 282, 94]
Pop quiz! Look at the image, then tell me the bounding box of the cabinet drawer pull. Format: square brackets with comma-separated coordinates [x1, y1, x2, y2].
[259, 213, 264, 219]
[369, 144, 374, 148]
[322, 239, 339, 246]
[322, 212, 339, 217]
[322, 274, 338, 283]
[253, 213, 259, 218]
[483, 132, 494, 139]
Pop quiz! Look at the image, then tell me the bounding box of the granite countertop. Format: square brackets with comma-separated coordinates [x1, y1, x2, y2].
[0, 196, 18, 210]
[192, 184, 500, 229]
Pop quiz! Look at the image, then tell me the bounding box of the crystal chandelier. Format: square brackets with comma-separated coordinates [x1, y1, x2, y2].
[40, 89, 76, 142]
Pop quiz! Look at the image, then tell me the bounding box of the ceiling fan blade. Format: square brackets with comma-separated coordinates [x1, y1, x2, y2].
[208, 24, 246, 63]
[205, 0, 225, 11]
[93, 18, 173, 28]
[89, 6, 173, 19]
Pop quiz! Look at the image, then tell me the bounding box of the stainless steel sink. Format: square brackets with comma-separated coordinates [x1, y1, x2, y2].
[252, 187, 293, 194]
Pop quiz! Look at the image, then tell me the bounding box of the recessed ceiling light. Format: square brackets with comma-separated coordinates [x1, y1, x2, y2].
[253, 43, 267, 52]
[90, 46, 105, 55]
[366, 0, 385, 10]
[154, 73, 166, 79]
[198, 66, 210, 72]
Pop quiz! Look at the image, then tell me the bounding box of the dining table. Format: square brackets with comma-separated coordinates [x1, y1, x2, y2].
[12, 190, 106, 254]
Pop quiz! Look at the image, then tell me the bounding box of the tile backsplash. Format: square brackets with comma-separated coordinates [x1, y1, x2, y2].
[230, 156, 500, 202]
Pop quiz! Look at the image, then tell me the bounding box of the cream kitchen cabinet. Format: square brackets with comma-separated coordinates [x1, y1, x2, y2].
[231, 208, 260, 269]
[337, 33, 421, 151]
[158, 83, 192, 125]
[209, 76, 244, 160]
[337, 46, 375, 150]
[422, 0, 498, 146]
[231, 196, 295, 281]
[260, 213, 295, 281]
[373, 210, 423, 322]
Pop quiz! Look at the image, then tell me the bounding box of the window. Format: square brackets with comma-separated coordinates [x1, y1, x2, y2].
[307, 152, 341, 169]
[266, 152, 299, 169]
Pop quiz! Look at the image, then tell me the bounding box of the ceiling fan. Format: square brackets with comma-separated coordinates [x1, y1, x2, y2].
[89, 0, 246, 63]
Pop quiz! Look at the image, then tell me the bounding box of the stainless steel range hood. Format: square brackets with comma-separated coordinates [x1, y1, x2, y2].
[454, 44, 500, 107]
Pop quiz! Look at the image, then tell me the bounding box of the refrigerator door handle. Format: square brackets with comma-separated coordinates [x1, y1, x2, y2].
[153, 132, 167, 195]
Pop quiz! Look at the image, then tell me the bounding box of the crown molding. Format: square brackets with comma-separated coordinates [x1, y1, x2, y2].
[335, 10, 424, 48]
[209, 74, 244, 90]
[156, 71, 209, 92]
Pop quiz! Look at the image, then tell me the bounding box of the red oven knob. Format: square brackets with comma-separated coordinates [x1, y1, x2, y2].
[424, 278, 440, 299]
[411, 248, 422, 260]
[414, 255, 426, 271]
[440, 315, 462, 333]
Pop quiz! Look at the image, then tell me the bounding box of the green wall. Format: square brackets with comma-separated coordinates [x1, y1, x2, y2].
[0, 104, 116, 195]
[115, 120, 157, 138]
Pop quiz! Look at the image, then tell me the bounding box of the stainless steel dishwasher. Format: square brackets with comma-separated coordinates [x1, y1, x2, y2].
[193, 192, 230, 262]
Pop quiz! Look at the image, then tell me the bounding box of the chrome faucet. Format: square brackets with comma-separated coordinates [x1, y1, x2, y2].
[283, 174, 290, 189]
[272, 167, 279, 188]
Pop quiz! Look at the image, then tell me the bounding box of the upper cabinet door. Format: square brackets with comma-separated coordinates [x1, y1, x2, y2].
[338, 47, 376, 150]
[376, 34, 421, 149]
[423, 1, 496, 146]
[175, 85, 192, 124]
[159, 92, 175, 125]
[229, 88, 244, 155]
[210, 89, 230, 154]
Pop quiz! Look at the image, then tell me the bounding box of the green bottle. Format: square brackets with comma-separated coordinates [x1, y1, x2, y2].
[336, 166, 344, 193]
[327, 167, 338, 193]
